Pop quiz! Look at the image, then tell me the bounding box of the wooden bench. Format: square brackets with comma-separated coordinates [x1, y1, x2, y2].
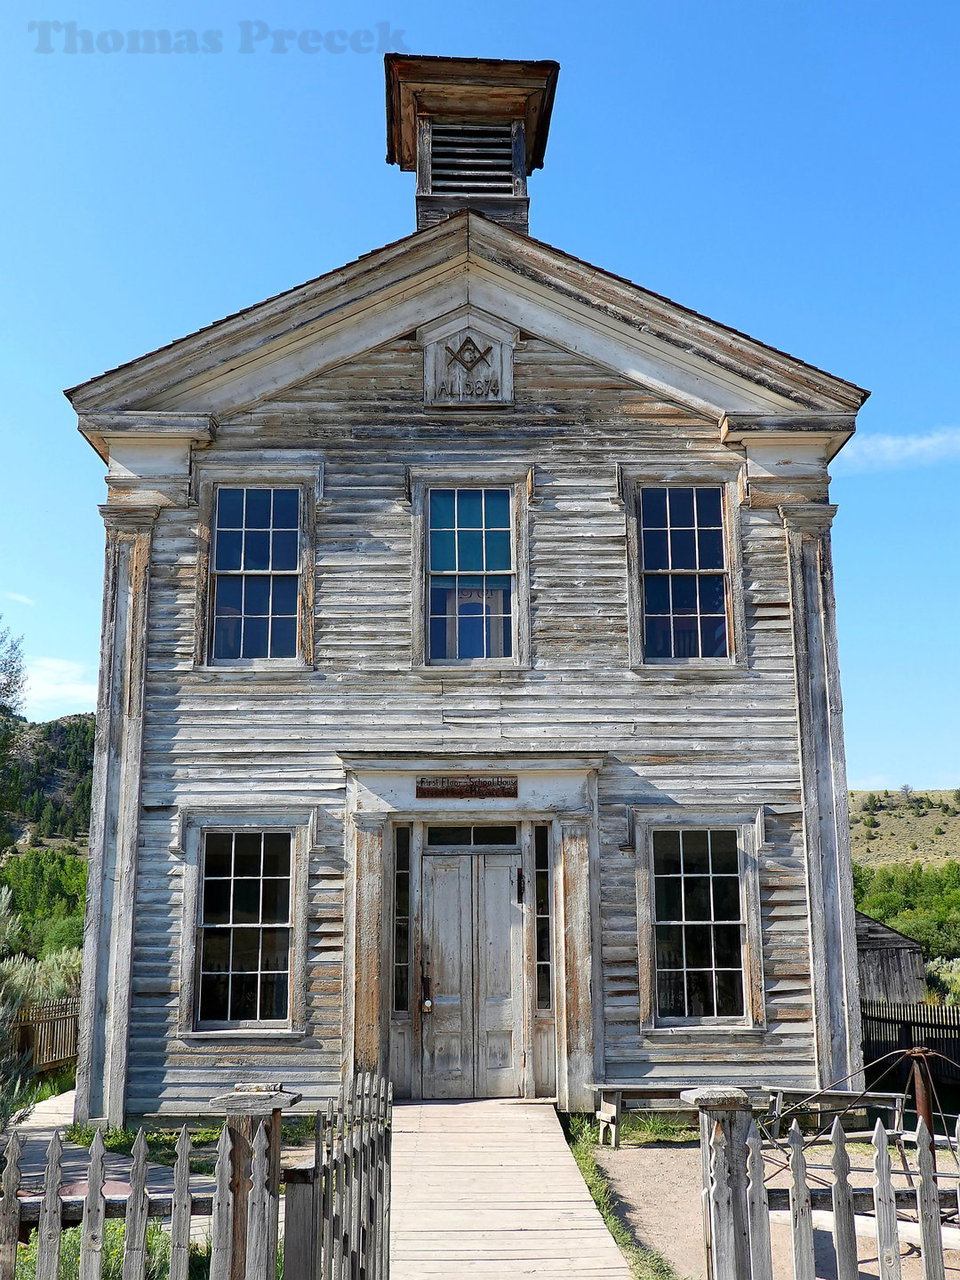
[763, 1087, 908, 1143]
[593, 1084, 764, 1149]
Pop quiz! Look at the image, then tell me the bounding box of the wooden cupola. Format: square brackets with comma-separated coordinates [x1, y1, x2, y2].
[385, 53, 560, 235]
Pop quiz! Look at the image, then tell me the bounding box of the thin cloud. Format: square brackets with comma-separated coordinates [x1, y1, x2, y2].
[2, 592, 35, 607]
[24, 657, 98, 721]
[835, 427, 960, 475]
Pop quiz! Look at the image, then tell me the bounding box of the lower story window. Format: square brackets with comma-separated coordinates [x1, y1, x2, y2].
[196, 830, 292, 1026]
[652, 828, 745, 1020]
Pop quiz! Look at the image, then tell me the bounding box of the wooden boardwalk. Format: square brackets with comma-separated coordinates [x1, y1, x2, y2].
[390, 1100, 632, 1277]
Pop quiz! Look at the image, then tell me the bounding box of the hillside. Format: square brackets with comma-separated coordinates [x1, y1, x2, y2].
[849, 788, 960, 866]
[1, 712, 95, 848]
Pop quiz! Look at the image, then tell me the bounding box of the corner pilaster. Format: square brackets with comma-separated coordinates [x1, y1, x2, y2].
[556, 813, 596, 1112]
[780, 502, 863, 1088]
[76, 503, 159, 1125]
[351, 814, 388, 1073]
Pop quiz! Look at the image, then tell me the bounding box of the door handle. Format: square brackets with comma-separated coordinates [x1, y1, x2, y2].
[422, 999, 433, 1012]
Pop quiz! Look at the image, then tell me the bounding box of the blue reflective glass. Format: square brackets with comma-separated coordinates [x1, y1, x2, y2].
[215, 530, 242, 572]
[217, 488, 244, 528]
[701, 616, 728, 658]
[272, 489, 300, 529]
[500, 617, 512, 657]
[244, 576, 271, 616]
[698, 575, 726, 615]
[640, 488, 667, 528]
[271, 530, 298, 571]
[212, 616, 241, 659]
[246, 490, 272, 528]
[642, 529, 669, 570]
[458, 614, 484, 658]
[643, 576, 670, 615]
[457, 489, 483, 528]
[668, 488, 695, 527]
[214, 576, 243, 616]
[429, 617, 449, 659]
[244, 531, 271, 571]
[429, 490, 455, 529]
[270, 617, 297, 658]
[669, 529, 697, 570]
[430, 585, 454, 615]
[671, 576, 697, 615]
[241, 617, 269, 658]
[429, 531, 456, 572]
[485, 575, 511, 595]
[645, 616, 672, 658]
[673, 615, 699, 657]
[698, 529, 724, 570]
[695, 487, 723, 527]
[485, 489, 510, 527]
[272, 576, 298, 616]
[457, 530, 483, 571]
[484, 530, 511, 571]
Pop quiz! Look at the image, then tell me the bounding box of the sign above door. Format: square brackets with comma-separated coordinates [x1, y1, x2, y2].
[416, 775, 519, 800]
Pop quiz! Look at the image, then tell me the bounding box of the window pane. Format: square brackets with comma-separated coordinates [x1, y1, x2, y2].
[261, 928, 290, 970]
[684, 877, 711, 920]
[244, 576, 271, 617]
[652, 830, 681, 874]
[682, 830, 709, 872]
[484, 530, 511, 571]
[232, 929, 260, 972]
[201, 928, 231, 972]
[426, 827, 473, 845]
[686, 971, 714, 1017]
[644, 576, 670, 616]
[429, 617, 449, 660]
[695, 487, 723, 527]
[671, 576, 697, 615]
[232, 880, 260, 924]
[262, 834, 291, 876]
[485, 489, 510, 527]
[430, 531, 456, 572]
[685, 925, 712, 968]
[394, 965, 410, 1013]
[458, 613, 484, 658]
[234, 833, 261, 863]
[714, 925, 741, 968]
[673, 615, 699, 658]
[668, 488, 695, 527]
[217, 488, 244, 528]
[537, 966, 551, 1010]
[241, 617, 269, 659]
[261, 879, 290, 924]
[657, 971, 685, 1018]
[641, 488, 667, 528]
[215, 530, 242, 572]
[716, 970, 744, 1017]
[202, 880, 231, 926]
[260, 974, 289, 1020]
[710, 831, 739, 874]
[205, 832, 232, 867]
[457, 489, 483, 528]
[234, 846, 261, 878]
[429, 490, 455, 529]
[642, 529, 669, 571]
[230, 975, 258, 1021]
[670, 529, 697, 570]
[655, 878, 682, 921]
[214, 576, 243, 616]
[697, 529, 724, 570]
[712, 877, 741, 921]
[199, 974, 229, 1022]
[272, 489, 300, 529]
[645, 616, 672, 659]
[698, 575, 726, 615]
[270, 617, 297, 659]
[271, 531, 299, 571]
[244, 531, 271, 572]
[700, 616, 728, 659]
[212, 617, 240, 659]
[245, 490, 272, 528]
[457, 530, 483, 572]
[472, 826, 517, 844]
[536, 920, 550, 963]
[655, 925, 683, 969]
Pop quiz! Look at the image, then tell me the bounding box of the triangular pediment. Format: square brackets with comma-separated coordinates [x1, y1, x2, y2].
[67, 212, 868, 426]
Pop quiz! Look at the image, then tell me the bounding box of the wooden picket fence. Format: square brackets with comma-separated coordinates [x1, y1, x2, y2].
[13, 998, 80, 1073]
[687, 1086, 957, 1280]
[0, 1072, 392, 1280]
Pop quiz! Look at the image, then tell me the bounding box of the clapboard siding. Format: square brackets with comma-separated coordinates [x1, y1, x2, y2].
[121, 334, 825, 1116]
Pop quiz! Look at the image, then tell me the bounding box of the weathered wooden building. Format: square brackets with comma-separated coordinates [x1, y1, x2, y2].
[69, 55, 868, 1124]
[856, 912, 926, 1004]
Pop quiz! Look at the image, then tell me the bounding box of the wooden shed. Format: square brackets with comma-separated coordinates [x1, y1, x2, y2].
[855, 911, 926, 1004]
[67, 54, 869, 1125]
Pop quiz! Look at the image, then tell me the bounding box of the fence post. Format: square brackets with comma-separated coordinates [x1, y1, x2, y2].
[681, 1087, 752, 1280]
[281, 1160, 318, 1280]
[210, 1083, 302, 1280]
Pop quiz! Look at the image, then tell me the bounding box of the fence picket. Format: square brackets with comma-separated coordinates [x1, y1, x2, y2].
[0, 1132, 22, 1280]
[829, 1117, 858, 1280]
[745, 1120, 773, 1280]
[332, 1100, 346, 1280]
[121, 1130, 150, 1280]
[915, 1119, 946, 1280]
[245, 1123, 271, 1280]
[169, 1126, 192, 1280]
[321, 1100, 335, 1280]
[208, 1125, 233, 1280]
[79, 1130, 107, 1280]
[36, 1129, 63, 1280]
[873, 1118, 903, 1280]
[788, 1122, 815, 1280]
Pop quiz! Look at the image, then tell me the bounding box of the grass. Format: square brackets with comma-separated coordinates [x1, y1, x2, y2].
[618, 1111, 698, 1146]
[849, 788, 960, 864]
[25, 1065, 75, 1106]
[562, 1114, 685, 1280]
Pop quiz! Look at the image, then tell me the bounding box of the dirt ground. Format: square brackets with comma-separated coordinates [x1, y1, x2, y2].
[596, 1140, 960, 1280]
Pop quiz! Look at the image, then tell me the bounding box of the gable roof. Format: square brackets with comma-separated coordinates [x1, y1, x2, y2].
[66, 210, 869, 424]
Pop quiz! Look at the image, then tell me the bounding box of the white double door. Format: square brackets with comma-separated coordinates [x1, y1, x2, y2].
[420, 851, 524, 1099]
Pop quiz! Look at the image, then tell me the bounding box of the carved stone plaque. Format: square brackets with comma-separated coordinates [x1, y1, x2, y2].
[418, 307, 518, 408]
[415, 775, 519, 799]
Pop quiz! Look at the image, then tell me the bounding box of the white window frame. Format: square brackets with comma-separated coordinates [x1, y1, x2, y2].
[193, 458, 322, 671]
[633, 805, 765, 1033]
[176, 808, 311, 1039]
[623, 471, 747, 671]
[409, 465, 532, 671]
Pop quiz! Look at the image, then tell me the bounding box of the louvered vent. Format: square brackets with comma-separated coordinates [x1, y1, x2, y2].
[430, 124, 515, 196]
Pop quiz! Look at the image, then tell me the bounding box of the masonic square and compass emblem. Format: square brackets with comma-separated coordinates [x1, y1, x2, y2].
[418, 308, 518, 408]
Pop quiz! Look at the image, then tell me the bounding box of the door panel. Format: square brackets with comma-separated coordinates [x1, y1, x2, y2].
[476, 853, 523, 1098]
[420, 855, 474, 1099]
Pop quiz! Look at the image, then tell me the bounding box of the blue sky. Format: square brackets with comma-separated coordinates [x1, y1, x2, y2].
[0, 0, 957, 787]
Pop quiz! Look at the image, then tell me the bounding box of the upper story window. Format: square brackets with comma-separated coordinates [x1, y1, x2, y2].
[427, 487, 515, 663]
[196, 830, 292, 1027]
[639, 486, 729, 660]
[210, 487, 301, 661]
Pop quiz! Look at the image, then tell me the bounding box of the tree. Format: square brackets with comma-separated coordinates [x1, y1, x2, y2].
[0, 618, 24, 813]
[900, 783, 914, 800]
